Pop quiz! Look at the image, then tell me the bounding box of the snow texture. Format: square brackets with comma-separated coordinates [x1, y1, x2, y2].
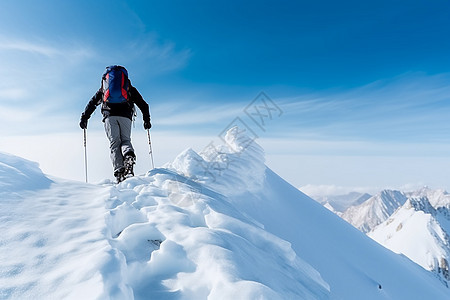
[1, 128, 449, 299]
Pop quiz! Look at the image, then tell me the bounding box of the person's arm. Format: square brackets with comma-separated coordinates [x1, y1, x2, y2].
[130, 85, 151, 128]
[80, 88, 102, 128]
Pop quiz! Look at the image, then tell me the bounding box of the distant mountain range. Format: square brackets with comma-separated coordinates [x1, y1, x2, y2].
[311, 187, 450, 287]
[315, 192, 372, 213]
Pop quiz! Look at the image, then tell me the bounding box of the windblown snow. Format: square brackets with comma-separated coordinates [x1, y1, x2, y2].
[1, 128, 449, 299]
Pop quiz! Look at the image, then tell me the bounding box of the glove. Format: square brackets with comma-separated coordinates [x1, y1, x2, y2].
[144, 120, 152, 130]
[79, 118, 88, 129]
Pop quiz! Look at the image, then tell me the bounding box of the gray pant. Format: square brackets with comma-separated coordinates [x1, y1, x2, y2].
[104, 116, 134, 173]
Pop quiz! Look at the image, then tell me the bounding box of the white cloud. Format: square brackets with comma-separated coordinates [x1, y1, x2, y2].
[299, 184, 377, 198]
[154, 102, 244, 126]
[88, 33, 192, 77]
[277, 72, 450, 142]
[0, 40, 61, 57]
[0, 36, 95, 63]
[0, 105, 37, 123]
[133, 39, 191, 73]
[298, 182, 435, 198]
[0, 88, 28, 100]
[261, 135, 450, 194]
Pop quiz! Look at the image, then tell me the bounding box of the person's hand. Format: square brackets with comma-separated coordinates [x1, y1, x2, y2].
[144, 120, 152, 130]
[80, 118, 88, 129]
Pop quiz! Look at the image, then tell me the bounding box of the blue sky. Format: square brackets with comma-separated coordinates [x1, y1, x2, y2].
[1, 0, 450, 192]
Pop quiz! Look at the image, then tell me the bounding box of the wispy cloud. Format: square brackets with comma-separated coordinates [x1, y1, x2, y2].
[154, 102, 243, 127]
[0, 36, 98, 136]
[0, 40, 61, 57]
[0, 35, 95, 61]
[126, 36, 192, 73]
[0, 88, 28, 100]
[87, 33, 193, 77]
[299, 184, 378, 198]
[298, 182, 432, 198]
[278, 72, 450, 142]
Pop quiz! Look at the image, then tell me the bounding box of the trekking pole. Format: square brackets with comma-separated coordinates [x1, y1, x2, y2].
[83, 129, 88, 183]
[147, 129, 155, 169]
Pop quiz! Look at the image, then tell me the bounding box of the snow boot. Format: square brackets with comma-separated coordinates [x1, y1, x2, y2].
[123, 153, 135, 178]
[114, 167, 125, 183]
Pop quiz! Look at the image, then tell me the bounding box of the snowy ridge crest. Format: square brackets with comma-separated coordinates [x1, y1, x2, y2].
[405, 197, 436, 215]
[168, 126, 266, 196]
[410, 187, 450, 209]
[99, 168, 329, 299]
[341, 189, 407, 233]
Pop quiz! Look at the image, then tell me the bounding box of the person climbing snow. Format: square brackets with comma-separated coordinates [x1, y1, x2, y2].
[79, 65, 151, 183]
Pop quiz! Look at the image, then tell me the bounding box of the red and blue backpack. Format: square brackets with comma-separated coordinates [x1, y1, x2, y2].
[102, 65, 130, 103]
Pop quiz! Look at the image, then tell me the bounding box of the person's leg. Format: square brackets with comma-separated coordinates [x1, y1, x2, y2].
[104, 116, 125, 174]
[117, 116, 135, 157]
[116, 117, 135, 177]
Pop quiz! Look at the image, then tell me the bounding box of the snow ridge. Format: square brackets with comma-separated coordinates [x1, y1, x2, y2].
[102, 168, 329, 299]
[406, 196, 436, 215]
[0, 152, 52, 193]
[100, 128, 329, 299]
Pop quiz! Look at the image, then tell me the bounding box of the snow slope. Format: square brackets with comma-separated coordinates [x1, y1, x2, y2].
[0, 166, 114, 298]
[1, 128, 449, 299]
[341, 190, 408, 233]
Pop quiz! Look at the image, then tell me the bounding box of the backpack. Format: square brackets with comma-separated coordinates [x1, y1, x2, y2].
[102, 65, 130, 103]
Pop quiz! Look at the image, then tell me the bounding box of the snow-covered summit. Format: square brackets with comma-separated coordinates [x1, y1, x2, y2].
[405, 196, 436, 214]
[407, 186, 450, 209]
[341, 190, 407, 233]
[1, 128, 449, 299]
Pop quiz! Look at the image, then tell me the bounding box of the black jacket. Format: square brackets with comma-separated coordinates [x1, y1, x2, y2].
[81, 84, 150, 122]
